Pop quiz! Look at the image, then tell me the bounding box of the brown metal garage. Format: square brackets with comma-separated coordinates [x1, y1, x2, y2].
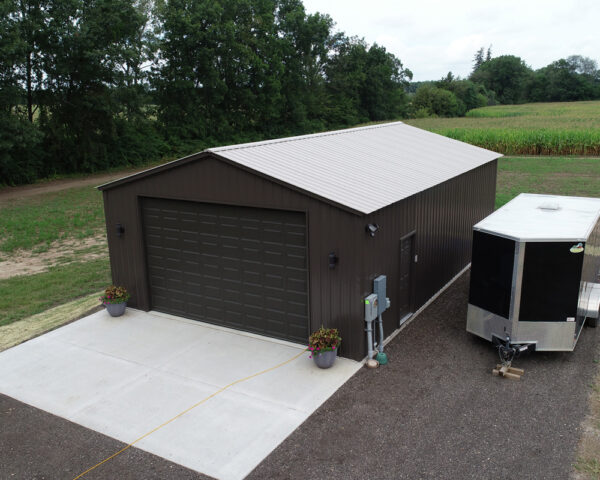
[99, 122, 500, 360]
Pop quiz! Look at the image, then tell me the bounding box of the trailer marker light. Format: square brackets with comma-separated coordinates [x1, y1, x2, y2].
[570, 243, 584, 253]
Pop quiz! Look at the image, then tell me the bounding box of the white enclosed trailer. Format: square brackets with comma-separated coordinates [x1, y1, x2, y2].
[467, 193, 600, 351]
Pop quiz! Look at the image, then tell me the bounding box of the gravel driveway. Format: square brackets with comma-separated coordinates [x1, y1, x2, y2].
[1, 272, 598, 479]
[247, 272, 600, 480]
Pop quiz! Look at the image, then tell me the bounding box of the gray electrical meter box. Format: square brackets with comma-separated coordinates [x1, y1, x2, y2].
[364, 293, 378, 322]
[373, 275, 388, 315]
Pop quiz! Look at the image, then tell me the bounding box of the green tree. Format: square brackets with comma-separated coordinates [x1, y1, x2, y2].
[361, 43, 411, 120]
[325, 36, 411, 126]
[14, 0, 49, 123]
[526, 59, 597, 102]
[435, 74, 487, 115]
[472, 47, 484, 74]
[470, 55, 532, 104]
[152, 0, 307, 144]
[566, 55, 598, 77]
[0, 0, 44, 184]
[40, 0, 153, 173]
[323, 36, 368, 125]
[485, 45, 492, 62]
[274, 0, 333, 133]
[411, 84, 460, 117]
[0, 0, 23, 114]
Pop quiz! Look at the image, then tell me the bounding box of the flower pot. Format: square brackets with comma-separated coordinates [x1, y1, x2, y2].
[105, 301, 127, 317]
[312, 349, 337, 369]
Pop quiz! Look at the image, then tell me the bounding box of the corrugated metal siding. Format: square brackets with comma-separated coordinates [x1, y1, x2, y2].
[103, 154, 497, 360]
[359, 195, 417, 339]
[210, 122, 500, 214]
[354, 160, 497, 347]
[103, 156, 366, 359]
[413, 161, 498, 308]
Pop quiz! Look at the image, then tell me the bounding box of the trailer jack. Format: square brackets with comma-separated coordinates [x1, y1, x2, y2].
[491, 335, 535, 380]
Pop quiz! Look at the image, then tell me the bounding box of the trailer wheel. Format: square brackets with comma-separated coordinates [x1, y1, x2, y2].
[586, 316, 598, 328]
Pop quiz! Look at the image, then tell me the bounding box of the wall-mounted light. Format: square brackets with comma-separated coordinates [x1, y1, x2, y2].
[328, 252, 339, 269]
[116, 223, 125, 237]
[366, 223, 379, 237]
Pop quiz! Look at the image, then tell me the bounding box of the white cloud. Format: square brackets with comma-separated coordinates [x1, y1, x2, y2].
[302, 0, 600, 80]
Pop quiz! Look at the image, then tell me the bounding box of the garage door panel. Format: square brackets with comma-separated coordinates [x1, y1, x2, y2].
[286, 277, 307, 292]
[286, 300, 307, 316]
[242, 270, 261, 285]
[142, 198, 308, 343]
[263, 273, 284, 290]
[286, 255, 307, 270]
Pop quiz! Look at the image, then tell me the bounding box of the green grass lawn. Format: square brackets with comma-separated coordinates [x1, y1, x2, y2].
[0, 257, 110, 326]
[496, 156, 600, 208]
[0, 186, 105, 253]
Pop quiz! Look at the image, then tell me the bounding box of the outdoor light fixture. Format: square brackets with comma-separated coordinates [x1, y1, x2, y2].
[366, 223, 379, 237]
[328, 252, 339, 269]
[116, 223, 125, 237]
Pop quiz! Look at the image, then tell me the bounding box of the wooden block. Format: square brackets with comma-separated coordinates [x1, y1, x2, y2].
[504, 372, 521, 381]
[496, 364, 525, 375]
[492, 369, 500, 376]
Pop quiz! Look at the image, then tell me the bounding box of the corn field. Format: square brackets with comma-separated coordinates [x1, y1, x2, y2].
[405, 100, 600, 156]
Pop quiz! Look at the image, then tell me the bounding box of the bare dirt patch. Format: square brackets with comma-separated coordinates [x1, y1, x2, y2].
[0, 234, 107, 280]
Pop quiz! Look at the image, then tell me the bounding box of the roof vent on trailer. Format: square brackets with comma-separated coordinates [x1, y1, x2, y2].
[538, 201, 561, 212]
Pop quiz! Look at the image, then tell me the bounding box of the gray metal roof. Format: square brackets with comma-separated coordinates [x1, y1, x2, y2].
[209, 122, 501, 214]
[99, 121, 501, 214]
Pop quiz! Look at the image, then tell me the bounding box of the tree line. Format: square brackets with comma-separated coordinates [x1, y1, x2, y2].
[0, 0, 412, 185]
[1, 2, 599, 186]
[410, 47, 600, 117]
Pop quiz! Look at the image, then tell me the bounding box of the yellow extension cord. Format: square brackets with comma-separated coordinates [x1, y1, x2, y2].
[73, 347, 308, 479]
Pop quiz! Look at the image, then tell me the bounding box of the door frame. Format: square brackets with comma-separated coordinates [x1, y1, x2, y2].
[399, 231, 416, 324]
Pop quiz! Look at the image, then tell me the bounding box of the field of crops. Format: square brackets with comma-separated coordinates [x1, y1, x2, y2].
[405, 100, 600, 155]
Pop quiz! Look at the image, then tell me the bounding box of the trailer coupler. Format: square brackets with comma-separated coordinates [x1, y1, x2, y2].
[491, 335, 535, 380]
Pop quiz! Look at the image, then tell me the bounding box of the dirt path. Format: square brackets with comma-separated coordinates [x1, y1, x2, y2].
[0, 166, 151, 202]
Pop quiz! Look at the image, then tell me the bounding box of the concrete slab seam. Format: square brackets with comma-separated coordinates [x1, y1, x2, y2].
[71, 347, 308, 480]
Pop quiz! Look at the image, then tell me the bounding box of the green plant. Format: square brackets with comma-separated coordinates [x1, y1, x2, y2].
[100, 285, 130, 304]
[308, 326, 341, 358]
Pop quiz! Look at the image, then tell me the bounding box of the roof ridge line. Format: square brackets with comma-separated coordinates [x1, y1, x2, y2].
[207, 121, 404, 153]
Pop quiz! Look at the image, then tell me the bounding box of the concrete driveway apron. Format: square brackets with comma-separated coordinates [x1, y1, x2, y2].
[0, 309, 360, 480]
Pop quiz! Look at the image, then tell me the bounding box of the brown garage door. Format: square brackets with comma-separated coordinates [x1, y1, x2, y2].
[141, 198, 309, 343]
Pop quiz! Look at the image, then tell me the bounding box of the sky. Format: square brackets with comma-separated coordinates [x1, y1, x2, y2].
[301, 0, 600, 81]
